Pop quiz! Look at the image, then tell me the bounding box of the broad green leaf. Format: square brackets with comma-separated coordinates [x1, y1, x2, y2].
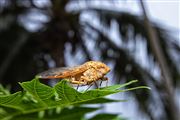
[0, 78, 150, 120]
[13, 107, 98, 120]
[88, 113, 121, 120]
[100, 80, 138, 90]
[74, 98, 126, 105]
[54, 80, 122, 105]
[0, 92, 23, 110]
[20, 79, 56, 108]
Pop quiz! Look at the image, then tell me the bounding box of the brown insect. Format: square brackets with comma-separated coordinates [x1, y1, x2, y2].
[37, 61, 110, 87]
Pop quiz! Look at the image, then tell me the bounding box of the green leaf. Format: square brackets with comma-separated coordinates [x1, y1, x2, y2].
[0, 92, 23, 110]
[0, 78, 150, 120]
[100, 80, 138, 90]
[0, 85, 10, 95]
[13, 107, 98, 120]
[74, 98, 126, 105]
[88, 113, 122, 120]
[20, 78, 56, 108]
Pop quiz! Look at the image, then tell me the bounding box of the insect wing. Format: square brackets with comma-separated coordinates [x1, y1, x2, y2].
[37, 67, 78, 79]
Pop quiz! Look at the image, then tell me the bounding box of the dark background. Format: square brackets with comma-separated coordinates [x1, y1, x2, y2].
[0, 0, 179, 120]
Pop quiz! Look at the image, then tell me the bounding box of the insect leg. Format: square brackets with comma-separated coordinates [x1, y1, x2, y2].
[70, 80, 85, 84]
[70, 80, 87, 91]
[102, 76, 108, 87]
[85, 84, 93, 91]
[100, 81, 102, 87]
[94, 81, 99, 88]
[76, 84, 79, 90]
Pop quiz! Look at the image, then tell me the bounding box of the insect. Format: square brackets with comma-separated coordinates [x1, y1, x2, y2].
[37, 61, 110, 87]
